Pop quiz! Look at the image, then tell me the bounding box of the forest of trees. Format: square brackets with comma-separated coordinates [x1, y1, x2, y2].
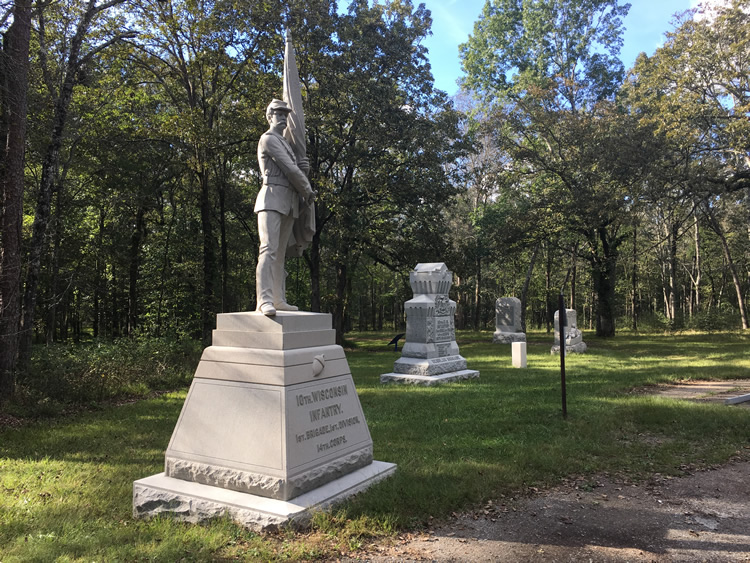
[1, 0, 748, 401]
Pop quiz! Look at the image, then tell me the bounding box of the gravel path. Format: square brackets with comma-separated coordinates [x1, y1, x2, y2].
[348, 381, 750, 562]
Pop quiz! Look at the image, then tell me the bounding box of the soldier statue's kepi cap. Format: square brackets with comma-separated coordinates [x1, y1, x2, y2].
[267, 99, 292, 113]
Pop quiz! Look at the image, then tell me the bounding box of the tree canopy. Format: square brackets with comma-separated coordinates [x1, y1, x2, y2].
[1, 0, 749, 403]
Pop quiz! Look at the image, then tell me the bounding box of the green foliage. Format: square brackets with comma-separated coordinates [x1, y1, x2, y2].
[460, 0, 630, 109]
[10, 338, 200, 416]
[624, 0, 750, 191]
[306, 3, 465, 256]
[457, 0, 649, 337]
[10, 0, 470, 361]
[688, 304, 744, 333]
[620, 2, 750, 331]
[5, 0, 750, 414]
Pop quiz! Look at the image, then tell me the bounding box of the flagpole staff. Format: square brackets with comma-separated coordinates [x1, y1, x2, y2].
[559, 292, 567, 419]
[282, 28, 315, 258]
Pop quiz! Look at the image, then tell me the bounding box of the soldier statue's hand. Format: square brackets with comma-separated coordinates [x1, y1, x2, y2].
[304, 187, 318, 204]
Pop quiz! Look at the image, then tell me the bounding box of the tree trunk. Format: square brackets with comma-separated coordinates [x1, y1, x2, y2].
[128, 206, 146, 336]
[520, 244, 540, 333]
[370, 274, 375, 331]
[570, 258, 577, 311]
[704, 205, 749, 329]
[0, 0, 32, 401]
[332, 260, 347, 345]
[218, 179, 229, 312]
[93, 207, 105, 338]
[669, 219, 678, 323]
[60, 287, 69, 341]
[45, 181, 66, 344]
[155, 198, 176, 337]
[111, 265, 120, 337]
[591, 227, 619, 337]
[473, 255, 481, 330]
[199, 170, 216, 346]
[693, 217, 701, 314]
[631, 222, 638, 331]
[308, 231, 321, 312]
[545, 243, 553, 333]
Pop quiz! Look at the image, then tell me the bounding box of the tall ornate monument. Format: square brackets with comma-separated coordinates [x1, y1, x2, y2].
[133, 32, 395, 530]
[381, 263, 479, 385]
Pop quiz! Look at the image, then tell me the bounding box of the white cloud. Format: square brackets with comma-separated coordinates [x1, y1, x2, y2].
[429, 2, 475, 44]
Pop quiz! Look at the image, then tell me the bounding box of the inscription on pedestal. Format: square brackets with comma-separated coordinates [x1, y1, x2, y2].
[435, 317, 453, 342]
[286, 377, 370, 471]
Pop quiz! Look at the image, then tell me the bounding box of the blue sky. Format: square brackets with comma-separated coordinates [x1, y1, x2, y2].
[421, 0, 698, 95]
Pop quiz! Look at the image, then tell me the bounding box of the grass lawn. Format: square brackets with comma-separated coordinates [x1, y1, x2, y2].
[1, 330, 749, 561]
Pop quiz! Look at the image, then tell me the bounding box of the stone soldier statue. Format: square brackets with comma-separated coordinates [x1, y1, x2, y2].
[255, 99, 316, 316]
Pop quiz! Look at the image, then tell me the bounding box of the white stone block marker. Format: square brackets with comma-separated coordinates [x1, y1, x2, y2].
[133, 312, 396, 530]
[381, 263, 479, 385]
[512, 341, 527, 368]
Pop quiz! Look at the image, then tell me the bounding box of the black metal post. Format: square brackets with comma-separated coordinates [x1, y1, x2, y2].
[559, 292, 568, 419]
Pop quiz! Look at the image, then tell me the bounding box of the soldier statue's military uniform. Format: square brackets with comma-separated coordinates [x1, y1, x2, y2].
[255, 99, 316, 316]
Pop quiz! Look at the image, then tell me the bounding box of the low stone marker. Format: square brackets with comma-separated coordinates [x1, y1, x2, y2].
[493, 297, 526, 343]
[381, 263, 479, 385]
[133, 312, 396, 530]
[512, 341, 527, 368]
[725, 392, 750, 405]
[551, 308, 587, 354]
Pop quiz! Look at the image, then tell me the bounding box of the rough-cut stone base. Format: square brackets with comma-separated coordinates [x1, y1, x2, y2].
[393, 354, 468, 376]
[133, 461, 396, 531]
[380, 369, 479, 386]
[493, 332, 526, 344]
[551, 342, 587, 354]
[165, 446, 373, 501]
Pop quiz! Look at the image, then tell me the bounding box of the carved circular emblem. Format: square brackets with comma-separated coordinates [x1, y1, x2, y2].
[312, 354, 326, 377]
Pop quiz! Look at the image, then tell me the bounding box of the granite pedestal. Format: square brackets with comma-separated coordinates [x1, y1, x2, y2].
[381, 263, 479, 386]
[133, 312, 395, 529]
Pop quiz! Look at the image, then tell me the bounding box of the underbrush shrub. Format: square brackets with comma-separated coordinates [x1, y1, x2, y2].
[15, 337, 201, 413]
[634, 311, 673, 332]
[633, 306, 741, 333]
[687, 306, 741, 332]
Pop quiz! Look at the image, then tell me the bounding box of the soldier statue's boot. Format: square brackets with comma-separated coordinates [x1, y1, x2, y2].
[274, 301, 298, 312]
[259, 302, 277, 316]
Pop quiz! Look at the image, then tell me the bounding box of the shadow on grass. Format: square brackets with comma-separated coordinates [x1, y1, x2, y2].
[347, 388, 750, 525]
[0, 392, 184, 468]
[1, 331, 748, 559]
[0, 391, 241, 561]
[342, 333, 750, 524]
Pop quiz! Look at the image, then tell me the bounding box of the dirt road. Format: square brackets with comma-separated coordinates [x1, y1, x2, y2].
[359, 458, 750, 562]
[353, 382, 750, 562]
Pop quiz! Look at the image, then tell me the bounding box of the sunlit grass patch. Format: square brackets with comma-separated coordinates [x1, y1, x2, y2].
[1, 331, 749, 560]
